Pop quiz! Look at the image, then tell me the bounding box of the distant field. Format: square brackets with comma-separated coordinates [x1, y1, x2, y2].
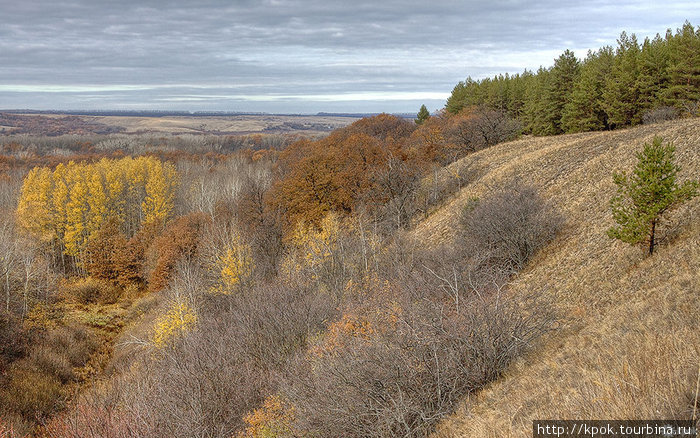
[0, 112, 361, 136]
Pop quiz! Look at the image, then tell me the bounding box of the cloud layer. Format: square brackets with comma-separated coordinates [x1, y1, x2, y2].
[0, 0, 695, 113]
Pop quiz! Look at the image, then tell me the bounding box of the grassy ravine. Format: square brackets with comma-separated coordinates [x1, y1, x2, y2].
[415, 118, 700, 437]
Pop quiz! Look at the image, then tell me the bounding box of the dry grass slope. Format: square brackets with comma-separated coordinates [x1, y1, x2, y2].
[414, 119, 700, 437]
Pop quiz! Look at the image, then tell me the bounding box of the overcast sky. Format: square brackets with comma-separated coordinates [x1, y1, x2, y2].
[0, 1, 695, 114]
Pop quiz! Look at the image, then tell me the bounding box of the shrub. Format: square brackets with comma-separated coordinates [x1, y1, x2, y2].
[281, 285, 551, 437]
[26, 348, 73, 383]
[641, 106, 679, 124]
[41, 403, 147, 438]
[460, 182, 564, 276]
[3, 367, 63, 419]
[60, 277, 120, 305]
[0, 313, 26, 368]
[44, 324, 97, 368]
[447, 106, 522, 154]
[66, 275, 334, 438]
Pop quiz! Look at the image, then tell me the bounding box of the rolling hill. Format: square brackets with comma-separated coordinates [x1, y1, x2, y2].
[414, 118, 700, 436]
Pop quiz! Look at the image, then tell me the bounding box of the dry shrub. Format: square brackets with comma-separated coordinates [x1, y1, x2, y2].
[56, 263, 334, 438]
[0, 313, 26, 369]
[460, 182, 564, 278]
[26, 348, 73, 384]
[2, 367, 62, 419]
[60, 277, 120, 305]
[642, 106, 679, 124]
[109, 283, 330, 437]
[41, 401, 147, 438]
[0, 323, 97, 428]
[282, 284, 551, 438]
[447, 106, 522, 155]
[44, 324, 97, 369]
[0, 416, 25, 438]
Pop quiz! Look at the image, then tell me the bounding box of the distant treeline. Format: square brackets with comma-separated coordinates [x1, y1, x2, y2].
[445, 21, 699, 135]
[0, 110, 269, 117]
[1, 109, 413, 119]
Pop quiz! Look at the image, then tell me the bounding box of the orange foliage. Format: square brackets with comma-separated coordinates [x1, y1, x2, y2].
[311, 277, 403, 358]
[0, 418, 23, 438]
[238, 395, 295, 438]
[267, 115, 422, 232]
[39, 404, 147, 438]
[147, 213, 209, 292]
[84, 217, 127, 282]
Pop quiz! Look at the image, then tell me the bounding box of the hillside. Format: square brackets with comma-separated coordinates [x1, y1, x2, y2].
[416, 118, 700, 436]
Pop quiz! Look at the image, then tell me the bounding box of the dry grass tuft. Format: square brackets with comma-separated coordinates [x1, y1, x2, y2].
[420, 119, 700, 437]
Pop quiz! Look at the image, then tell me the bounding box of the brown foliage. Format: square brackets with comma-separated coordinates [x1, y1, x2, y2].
[111, 222, 157, 288]
[268, 116, 422, 232]
[340, 113, 416, 142]
[84, 218, 127, 283]
[146, 213, 209, 292]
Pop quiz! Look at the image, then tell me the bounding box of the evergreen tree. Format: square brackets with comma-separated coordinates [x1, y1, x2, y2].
[562, 47, 614, 133]
[542, 50, 580, 135]
[603, 32, 642, 127]
[507, 70, 533, 121]
[663, 21, 700, 114]
[415, 104, 430, 125]
[607, 136, 698, 255]
[522, 67, 551, 135]
[445, 78, 472, 114]
[636, 34, 670, 113]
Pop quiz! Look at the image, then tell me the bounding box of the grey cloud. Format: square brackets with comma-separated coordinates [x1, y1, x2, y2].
[0, 0, 695, 112]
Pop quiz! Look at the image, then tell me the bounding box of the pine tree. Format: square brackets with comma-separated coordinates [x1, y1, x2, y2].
[415, 104, 430, 125]
[542, 50, 580, 135]
[636, 34, 670, 113]
[522, 67, 551, 135]
[663, 21, 700, 114]
[603, 32, 642, 127]
[607, 136, 698, 255]
[562, 47, 614, 133]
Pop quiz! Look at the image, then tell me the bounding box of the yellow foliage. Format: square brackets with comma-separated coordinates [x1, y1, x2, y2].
[16, 167, 53, 242]
[238, 395, 296, 438]
[64, 165, 89, 258]
[215, 233, 253, 292]
[152, 302, 197, 348]
[16, 156, 178, 264]
[23, 302, 60, 331]
[284, 212, 341, 279]
[142, 157, 178, 226]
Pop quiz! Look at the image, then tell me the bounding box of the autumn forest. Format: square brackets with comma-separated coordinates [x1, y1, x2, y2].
[0, 21, 699, 438]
